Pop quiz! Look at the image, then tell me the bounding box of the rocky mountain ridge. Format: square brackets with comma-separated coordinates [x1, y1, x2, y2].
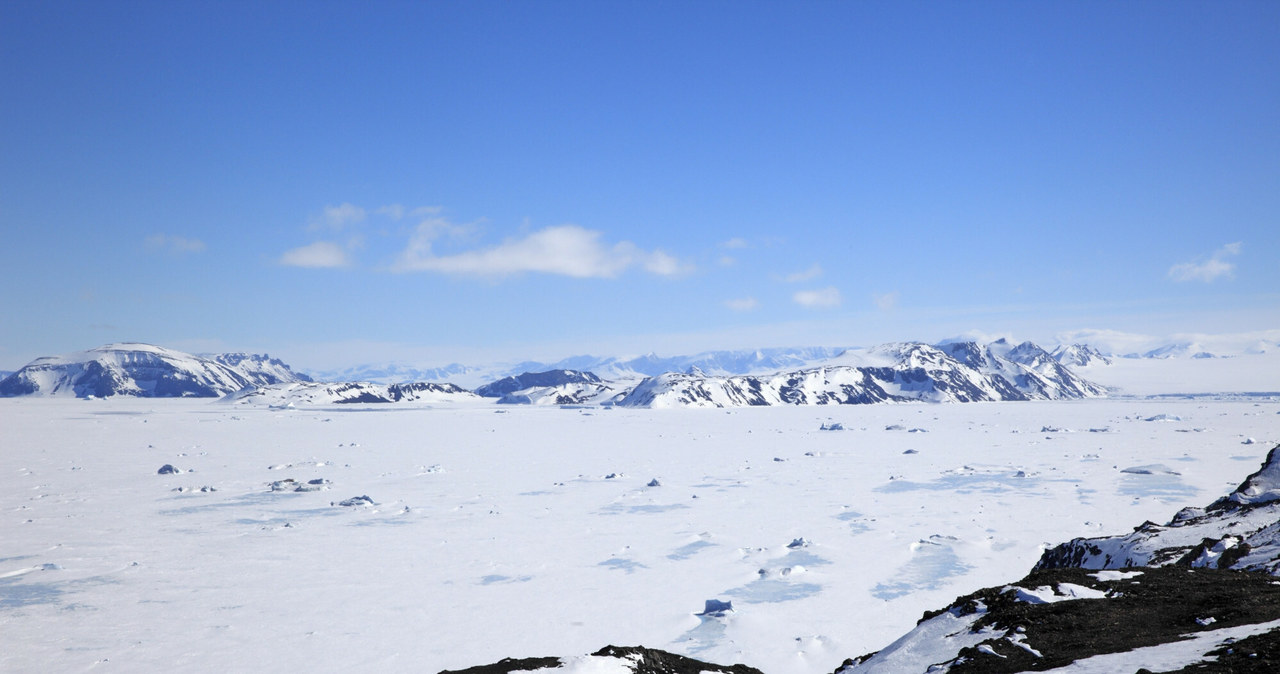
[615, 340, 1107, 408]
[0, 340, 1108, 408]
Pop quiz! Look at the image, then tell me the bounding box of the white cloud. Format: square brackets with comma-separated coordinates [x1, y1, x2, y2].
[938, 330, 1018, 346]
[376, 204, 405, 220]
[874, 291, 899, 311]
[793, 286, 842, 309]
[311, 203, 366, 231]
[783, 263, 823, 283]
[718, 255, 737, 267]
[376, 204, 441, 221]
[392, 223, 690, 279]
[145, 234, 205, 254]
[279, 241, 351, 269]
[642, 250, 685, 276]
[720, 237, 749, 249]
[724, 297, 759, 312]
[1168, 242, 1242, 282]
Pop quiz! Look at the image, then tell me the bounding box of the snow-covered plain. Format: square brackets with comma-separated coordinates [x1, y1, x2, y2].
[2, 396, 1278, 672]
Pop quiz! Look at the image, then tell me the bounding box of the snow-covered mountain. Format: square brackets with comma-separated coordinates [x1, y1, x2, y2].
[475, 370, 603, 398]
[305, 347, 849, 388]
[0, 343, 311, 398]
[208, 352, 313, 385]
[307, 362, 487, 387]
[1138, 342, 1220, 360]
[473, 369, 629, 406]
[617, 340, 1107, 408]
[224, 381, 478, 406]
[540, 346, 849, 380]
[495, 380, 630, 406]
[1050, 343, 1113, 367]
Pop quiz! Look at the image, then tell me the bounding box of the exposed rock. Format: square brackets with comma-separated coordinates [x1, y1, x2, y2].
[838, 566, 1280, 673]
[438, 645, 763, 674]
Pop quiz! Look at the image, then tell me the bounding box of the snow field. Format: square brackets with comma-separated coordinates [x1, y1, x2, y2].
[1, 397, 1277, 673]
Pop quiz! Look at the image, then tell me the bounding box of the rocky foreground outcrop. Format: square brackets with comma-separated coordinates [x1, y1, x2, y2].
[439, 645, 763, 674]
[1036, 445, 1280, 574]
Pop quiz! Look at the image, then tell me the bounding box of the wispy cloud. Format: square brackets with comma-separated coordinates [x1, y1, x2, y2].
[783, 263, 823, 283]
[1168, 242, 1241, 282]
[793, 286, 842, 308]
[145, 234, 205, 254]
[874, 291, 900, 311]
[724, 297, 759, 312]
[280, 241, 351, 269]
[376, 204, 405, 221]
[392, 223, 690, 279]
[311, 203, 367, 231]
[720, 237, 749, 249]
[376, 204, 441, 221]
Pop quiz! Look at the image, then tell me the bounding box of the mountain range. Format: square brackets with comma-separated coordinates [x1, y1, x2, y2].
[0, 340, 1107, 407]
[303, 339, 1280, 389]
[617, 340, 1106, 408]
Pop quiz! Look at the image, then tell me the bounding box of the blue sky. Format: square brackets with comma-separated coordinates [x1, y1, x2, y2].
[2, 1, 1277, 371]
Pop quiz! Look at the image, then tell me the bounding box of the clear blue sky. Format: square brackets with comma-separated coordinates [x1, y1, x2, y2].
[2, 1, 1277, 371]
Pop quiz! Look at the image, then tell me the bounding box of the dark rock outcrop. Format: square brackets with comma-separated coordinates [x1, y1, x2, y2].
[475, 370, 602, 398]
[439, 645, 764, 674]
